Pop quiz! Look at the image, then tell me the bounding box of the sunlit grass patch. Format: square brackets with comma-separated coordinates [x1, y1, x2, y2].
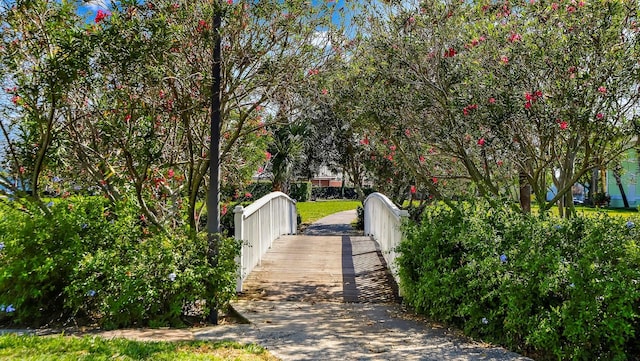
[0, 334, 277, 361]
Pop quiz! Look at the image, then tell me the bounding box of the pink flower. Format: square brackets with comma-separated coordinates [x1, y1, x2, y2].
[598, 86, 607, 94]
[257, 166, 264, 174]
[508, 33, 521, 42]
[124, 114, 131, 122]
[10, 95, 20, 105]
[360, 137, 370, 145]
[405, 129, 411, 137]
[497, 160, 504, 166]
[221, 204, 228, 215]
[321, 88, 328, 95]
[488, 97, 496, 104]
[227, 0, 233, 4]
[432, 177, 438, 184]
[477, 138, 486, 146]
[408, 16, 415, 24]
[95, 10, 109, 23]
[444, 47, 457, 58]
[265, 151, 272, 160]
[551, 3, 559, 10]
[245, 192, 252, 198]
[390, 145, 397, 151]
[410, 185, 417, 194]
[596, 113, 604, 119]
[524, 101, 532, 109]
[167, 169, 175, 178]
[419, 155, 425, 163]
[578, 1, 585, 7]
[559, 120, 568, 130]
[19, 166, 25, 174]
[567, 5, 576, 13]
[500, 56, 509, 64]
[535, 90, 543, 98]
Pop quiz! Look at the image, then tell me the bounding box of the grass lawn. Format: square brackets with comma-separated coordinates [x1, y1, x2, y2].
[296, 200, 361, 224]
[531, 204, 638, 219]
[0, 334, 276, 361]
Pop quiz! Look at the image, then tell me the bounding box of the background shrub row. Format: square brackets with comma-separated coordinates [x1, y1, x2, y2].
[397, 201, 640, 360]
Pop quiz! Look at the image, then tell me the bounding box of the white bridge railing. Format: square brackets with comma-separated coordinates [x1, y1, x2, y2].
[234, 191, 297, 292]
[363, 192, 409, 292]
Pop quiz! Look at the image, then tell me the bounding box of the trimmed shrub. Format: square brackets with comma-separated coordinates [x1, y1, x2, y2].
[397, 200, 640, 360]
[311, 186, 375, 200]
[290, 182, 312, 202]
[0, 198, 240, 328]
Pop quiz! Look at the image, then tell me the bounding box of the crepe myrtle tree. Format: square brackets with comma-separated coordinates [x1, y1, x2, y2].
[0, 0, 93, 211]
[1, 0, 345, 230]
[459, 0, 640, 217]
[346, 0, 639, 217]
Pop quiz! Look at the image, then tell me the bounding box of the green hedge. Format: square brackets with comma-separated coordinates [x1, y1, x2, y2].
[311, 186, 375, 200]
[290, 182, 312, 202]
[241, 181, 312, 202]
[0, 198, 239, 329]
[397, 201, 640, 360]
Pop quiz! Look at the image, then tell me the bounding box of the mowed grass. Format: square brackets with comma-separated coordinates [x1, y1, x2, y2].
[296, 200, 361, 224]
[531, 204, 638, 219]
[0, 334, 277, 361]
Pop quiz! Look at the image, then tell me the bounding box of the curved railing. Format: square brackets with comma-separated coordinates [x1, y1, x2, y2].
[363, 192, 409, 291]
[234, 191, 297, 292]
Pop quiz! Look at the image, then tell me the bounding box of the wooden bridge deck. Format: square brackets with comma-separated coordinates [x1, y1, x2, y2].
[239, 235, 398, 304]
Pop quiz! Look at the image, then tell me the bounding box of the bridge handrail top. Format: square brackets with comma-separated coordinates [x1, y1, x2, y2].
[234, 191, 296, 218]
[363, 192, 409, 219]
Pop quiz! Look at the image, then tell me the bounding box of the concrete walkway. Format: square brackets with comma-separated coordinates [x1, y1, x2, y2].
[231, 209, 530, 360]
[303, 209, 361, 235]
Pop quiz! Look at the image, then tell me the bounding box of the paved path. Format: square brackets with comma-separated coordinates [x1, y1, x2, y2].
[303, 209, 361, 235]
[233, 209, 530, 360]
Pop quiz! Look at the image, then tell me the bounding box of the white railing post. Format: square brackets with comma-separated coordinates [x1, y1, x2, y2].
[234, 205, 245, 293]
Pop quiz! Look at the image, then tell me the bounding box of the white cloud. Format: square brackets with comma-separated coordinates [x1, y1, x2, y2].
[310, 31, 330, 49]
[83, 0, 109, 11]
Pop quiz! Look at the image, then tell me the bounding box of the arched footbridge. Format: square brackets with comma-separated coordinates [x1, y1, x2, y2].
[233, 192, 407, 303]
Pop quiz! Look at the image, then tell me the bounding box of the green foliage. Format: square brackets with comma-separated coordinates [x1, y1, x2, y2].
[0, 198, 240, 328]
[0, 334, 274, 361]
[355, 206, 364, 230]
[311, 186, 375, 200]
[289, 182, 312, 202]
[398, 201, 640, 360]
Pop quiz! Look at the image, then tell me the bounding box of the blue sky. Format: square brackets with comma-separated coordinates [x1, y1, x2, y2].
[78, 0, 353, 24]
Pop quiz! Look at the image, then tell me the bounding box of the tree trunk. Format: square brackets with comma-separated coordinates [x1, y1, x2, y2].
[519, 171, 531, 213]
[614, 166, 629, 208]
[590, 167, 598, 202]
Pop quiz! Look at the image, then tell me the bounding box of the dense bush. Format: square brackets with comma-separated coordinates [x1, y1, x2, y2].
[355, 205, 364, 230]
[311, 186, 375, 200]
[397, 201, 640, 360]
[0, 198, 240, 329]
[290, 182, 312, 202]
